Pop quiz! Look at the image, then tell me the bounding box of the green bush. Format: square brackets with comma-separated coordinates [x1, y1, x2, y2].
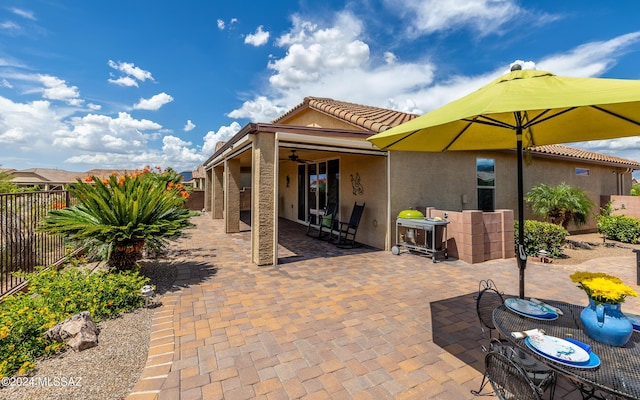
[515, 220, 568, 258]
[0, 264, 148, 378]
[597, 214, 640, 244]
[40, 170, 193, 271]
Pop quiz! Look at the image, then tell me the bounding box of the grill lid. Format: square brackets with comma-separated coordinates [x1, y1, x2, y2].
[398, 209, 424, 219]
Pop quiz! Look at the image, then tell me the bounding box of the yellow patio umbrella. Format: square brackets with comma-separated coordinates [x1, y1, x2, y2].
[367, 66, 640, 298]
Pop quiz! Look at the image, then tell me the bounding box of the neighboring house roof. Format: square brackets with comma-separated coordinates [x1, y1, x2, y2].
[9, 168, 83, 184]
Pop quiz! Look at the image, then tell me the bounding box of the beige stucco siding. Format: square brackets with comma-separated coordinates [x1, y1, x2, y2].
[387, 150, 631, 244]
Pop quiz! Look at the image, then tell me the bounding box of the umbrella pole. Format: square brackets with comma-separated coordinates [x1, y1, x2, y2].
[516, 128, 526, 299]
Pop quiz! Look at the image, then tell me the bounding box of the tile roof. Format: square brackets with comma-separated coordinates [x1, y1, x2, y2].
[531, 144, 640, 168]
[275, 96, 640, 169]
[274, 96, 417, 132]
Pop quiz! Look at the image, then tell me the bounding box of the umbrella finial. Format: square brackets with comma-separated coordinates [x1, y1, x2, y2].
[511, 63, 522, 71]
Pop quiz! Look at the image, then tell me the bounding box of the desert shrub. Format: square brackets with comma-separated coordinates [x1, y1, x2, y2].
[597, 214, 640, 244]
[0, 263, 148, 378]
[515, 220, 568, 258]
[40, 168, 193, 271]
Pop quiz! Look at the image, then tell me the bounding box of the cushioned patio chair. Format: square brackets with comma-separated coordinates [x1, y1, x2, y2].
[332, 202, 365, 248]
[306, 202, 338, 240]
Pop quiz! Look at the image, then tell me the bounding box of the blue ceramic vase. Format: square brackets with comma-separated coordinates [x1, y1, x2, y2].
[580, 298, 633, 347]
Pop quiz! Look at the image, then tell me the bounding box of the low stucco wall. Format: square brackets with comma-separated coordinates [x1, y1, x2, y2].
[602, 195, 640, 219]
[423, 207, 515, 264]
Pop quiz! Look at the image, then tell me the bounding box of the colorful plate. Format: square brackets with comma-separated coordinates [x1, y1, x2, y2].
[525, 336, 601, 369]
[504, 298, 558, 320]
[526, 335, 590, 363]
[625, 313, 640, 331]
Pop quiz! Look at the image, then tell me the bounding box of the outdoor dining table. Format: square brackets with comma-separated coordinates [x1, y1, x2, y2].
[493, 300, 640, 400]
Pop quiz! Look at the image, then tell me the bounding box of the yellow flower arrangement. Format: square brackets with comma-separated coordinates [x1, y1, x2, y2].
[570, 271, 638, 305]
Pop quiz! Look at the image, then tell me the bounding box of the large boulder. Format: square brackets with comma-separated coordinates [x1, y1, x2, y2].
[44, 311, 100, 351]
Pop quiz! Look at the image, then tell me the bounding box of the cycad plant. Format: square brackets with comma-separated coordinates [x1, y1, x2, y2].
[525, 182, 595, 229]
[40, 172, 193, 271]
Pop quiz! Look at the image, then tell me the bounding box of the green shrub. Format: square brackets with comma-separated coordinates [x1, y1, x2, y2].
[597, 214, 640, 244]
[40, 169, 193, 271]
[515, 220, 568, 258]
[0, 264, 148, 378]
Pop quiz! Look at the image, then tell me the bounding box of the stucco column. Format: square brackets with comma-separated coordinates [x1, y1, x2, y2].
[224, 159, 241, 232]
[204, 168, 212, 212]
[251, 134, 277, 266]
[212, 166, 224, 219]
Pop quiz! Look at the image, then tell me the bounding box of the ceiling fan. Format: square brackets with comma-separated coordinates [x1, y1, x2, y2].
[281, 150, 309, 163]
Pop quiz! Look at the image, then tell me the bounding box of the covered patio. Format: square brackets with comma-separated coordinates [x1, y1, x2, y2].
[126, 213, 640, 400]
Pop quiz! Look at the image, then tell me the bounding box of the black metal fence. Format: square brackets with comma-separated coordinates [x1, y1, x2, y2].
[0, 190, 70, 297]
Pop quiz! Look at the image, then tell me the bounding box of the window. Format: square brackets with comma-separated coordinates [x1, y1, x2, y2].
[477, 158, 495, 212]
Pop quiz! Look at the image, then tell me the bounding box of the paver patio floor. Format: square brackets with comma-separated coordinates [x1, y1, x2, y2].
[126, 213, 640, 400]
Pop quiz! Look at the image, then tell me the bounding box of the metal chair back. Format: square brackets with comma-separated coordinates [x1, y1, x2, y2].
[476, 279, 504, 340]
[485, 351, 543, 400]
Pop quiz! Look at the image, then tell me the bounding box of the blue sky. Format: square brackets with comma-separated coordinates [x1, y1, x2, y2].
[1, 0, 640, 173]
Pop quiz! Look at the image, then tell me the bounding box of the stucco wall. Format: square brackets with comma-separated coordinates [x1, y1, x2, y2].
[388, 150, 631, 237]
[602, 195, 640, 219]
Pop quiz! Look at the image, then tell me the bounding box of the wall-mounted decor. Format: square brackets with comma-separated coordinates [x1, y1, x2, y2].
[351, 172, 364, 196]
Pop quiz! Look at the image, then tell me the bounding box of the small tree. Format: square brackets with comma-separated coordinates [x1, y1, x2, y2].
[0, 166, 17, 193]
[40, 168, 193, 271]
[525, 182, 594, 229]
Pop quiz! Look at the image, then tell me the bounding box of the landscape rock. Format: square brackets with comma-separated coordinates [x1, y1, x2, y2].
[44, 311, 100, 351]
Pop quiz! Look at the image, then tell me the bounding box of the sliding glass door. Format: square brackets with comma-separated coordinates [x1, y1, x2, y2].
[297, 159, 339, 224]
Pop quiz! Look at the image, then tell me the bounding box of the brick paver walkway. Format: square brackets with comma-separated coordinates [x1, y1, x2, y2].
[126, 213, 640, 400]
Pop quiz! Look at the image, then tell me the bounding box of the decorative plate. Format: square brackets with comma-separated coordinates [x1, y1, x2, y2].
[625, 313, 640, 331]
[525, 336, 600, 369]
[504, 298, 558, 320]
[526, 335, 590, 363]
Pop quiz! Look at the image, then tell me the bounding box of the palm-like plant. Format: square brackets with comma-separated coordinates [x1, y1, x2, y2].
[40, 173, 193, 271]
[525, 182, 595, 229]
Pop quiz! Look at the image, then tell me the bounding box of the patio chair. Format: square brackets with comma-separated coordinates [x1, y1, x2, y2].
[473, 279, 556, 399]
[306, 202, 338, 240]
[472, 351, 552, 400]
[332, 202, 365, 248]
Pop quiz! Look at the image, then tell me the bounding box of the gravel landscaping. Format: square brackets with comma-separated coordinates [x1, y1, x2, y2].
[0, 257, 177, 400]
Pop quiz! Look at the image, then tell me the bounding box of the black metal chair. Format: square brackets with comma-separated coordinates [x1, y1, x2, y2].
[306, 202, 338, 239]
[473, 351, 548, 400]
[473, 279, 556, 399]
[332, 202, 365, 248]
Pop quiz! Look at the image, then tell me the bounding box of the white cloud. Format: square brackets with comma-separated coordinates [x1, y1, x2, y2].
[37, 74, 82, 106]
[1, 79, 12, 88]
[87, 103, 102, 111]
[535, 32, 640, 77]
[0, 97, 64, 146]
[217, 18, 238, 31]
[386, 0, 523, 37]
[11, 7, 36, 20]
[133, 92, 174, 110]
[184, 119, 196, 131]
[245, 26, 270, 46]
[107, 60, 154, 86]
[384, 52, 398, 65]
[227, 96, 287, 122]
[268, 12, 370, 90]
[0, 21, 21, 33]
[202, 122, 242, 155]
[52, 112, 161, 152]
[108, 76, 139, 87]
